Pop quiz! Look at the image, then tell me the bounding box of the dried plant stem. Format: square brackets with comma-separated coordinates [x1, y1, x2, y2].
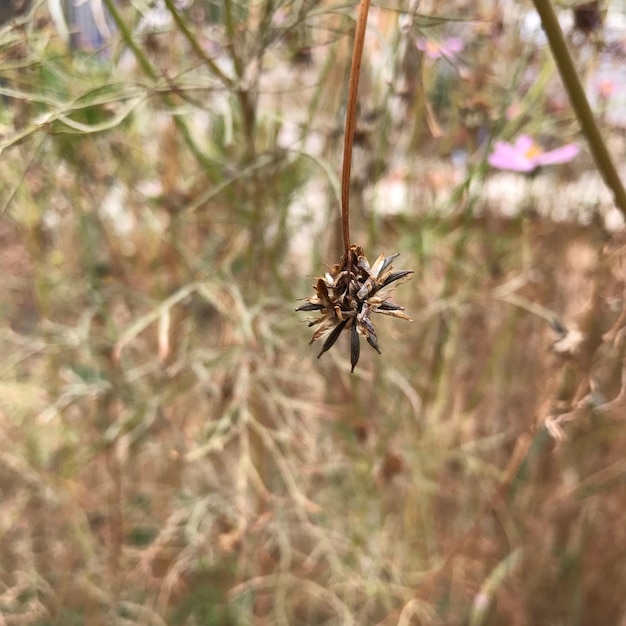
[341, 0, 371, 254]
[532, 0, 626, 216]
[416, 431, 536, 598]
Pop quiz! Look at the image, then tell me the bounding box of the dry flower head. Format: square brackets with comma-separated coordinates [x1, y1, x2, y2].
[297, 244, 413, 371]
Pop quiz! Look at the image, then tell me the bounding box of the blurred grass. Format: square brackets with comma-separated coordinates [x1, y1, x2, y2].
[2, 0, 626, 624]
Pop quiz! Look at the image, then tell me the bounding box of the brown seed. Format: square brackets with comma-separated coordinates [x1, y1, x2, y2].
[297, 244, 413, 371]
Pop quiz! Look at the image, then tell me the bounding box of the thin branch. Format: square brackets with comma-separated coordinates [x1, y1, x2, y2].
[102, 0, 157, 80]
[162, 0, 234, 88]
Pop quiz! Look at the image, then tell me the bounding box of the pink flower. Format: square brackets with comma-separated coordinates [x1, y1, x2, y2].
[416, 37, 464, 60]
[488, 135, 580, 173]
[597, 79, 616, 100]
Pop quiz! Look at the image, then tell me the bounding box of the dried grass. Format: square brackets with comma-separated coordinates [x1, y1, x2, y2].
[1, 1, 626, 624]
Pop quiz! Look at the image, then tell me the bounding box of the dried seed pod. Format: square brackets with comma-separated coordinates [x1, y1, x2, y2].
[297, 244, 413, 372]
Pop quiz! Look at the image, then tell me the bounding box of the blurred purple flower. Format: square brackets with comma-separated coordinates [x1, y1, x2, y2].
[488, 135, 580, 173]
[416, 37, 464, 60]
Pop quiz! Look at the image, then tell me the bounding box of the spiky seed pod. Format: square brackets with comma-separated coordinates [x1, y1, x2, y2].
[297, 244, 413, 372]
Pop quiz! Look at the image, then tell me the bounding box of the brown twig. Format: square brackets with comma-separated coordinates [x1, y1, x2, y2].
[341, 0, 370, 255]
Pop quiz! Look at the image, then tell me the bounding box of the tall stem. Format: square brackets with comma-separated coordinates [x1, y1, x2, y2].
[341, 0, 371, 254]
[532, 0, 626, 217]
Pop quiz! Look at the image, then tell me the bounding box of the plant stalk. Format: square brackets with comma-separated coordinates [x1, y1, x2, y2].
[532, 0, 626, 217]
[341, 0, 371, 254]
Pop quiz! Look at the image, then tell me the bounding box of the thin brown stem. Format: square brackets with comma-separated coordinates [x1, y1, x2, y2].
[341, 0, 370, 255]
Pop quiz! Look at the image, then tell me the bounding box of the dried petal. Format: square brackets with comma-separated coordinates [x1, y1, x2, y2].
[374, 308, 412, 321]
[356, 255, 370, 273]
[369, 253, 397, 279]
[315, 279, 332, 305]
[309, 317, 336, 344]
[357, 307, 378, 341]
[357, 277, 377, 300]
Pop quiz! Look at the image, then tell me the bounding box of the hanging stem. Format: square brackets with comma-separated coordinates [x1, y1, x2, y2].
[341, 0, 371, 255]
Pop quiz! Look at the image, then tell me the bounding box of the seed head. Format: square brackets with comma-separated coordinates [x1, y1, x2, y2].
[297, 244, 413, 372]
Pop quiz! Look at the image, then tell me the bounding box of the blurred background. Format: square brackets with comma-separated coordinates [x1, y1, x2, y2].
[2, 0, 626, 624]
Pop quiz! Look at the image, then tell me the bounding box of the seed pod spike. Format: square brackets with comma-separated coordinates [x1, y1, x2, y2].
[382, 270, 414, 288]
[350, 323, 361, 372]
[317, 319, 348, 359]
[366, 332, 381, 355]
[296, 302, 324, 312]
[376, 301, 405, 311]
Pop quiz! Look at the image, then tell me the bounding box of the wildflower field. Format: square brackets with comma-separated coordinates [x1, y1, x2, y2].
[2, 0, 626, 624]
